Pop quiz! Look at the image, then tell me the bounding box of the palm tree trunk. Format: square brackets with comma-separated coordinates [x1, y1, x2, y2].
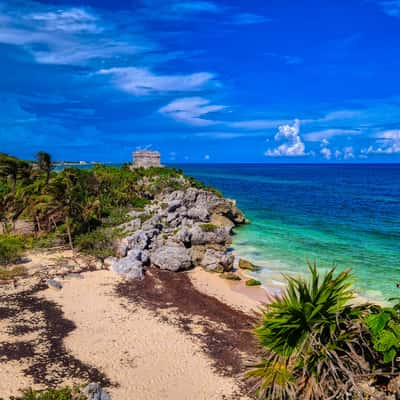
[66, 218, 74, 252]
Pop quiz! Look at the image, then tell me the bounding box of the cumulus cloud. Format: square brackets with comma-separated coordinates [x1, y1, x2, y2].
[304, 128, 361, 142]
[159, 97, 226, 126]
[361, 129, 400, 154]
[343, 146, 355, 160]
[320, 147, 332, 159]
[320, 139, 332, 159]
[265, 119, 307, 157]
[98, 68, 215, 95]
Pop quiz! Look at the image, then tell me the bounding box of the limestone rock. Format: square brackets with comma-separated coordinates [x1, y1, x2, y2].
[47, 279, 62, 290]
[187, 206, 209, 222]
[167, 199, 182, 213]
[177, 228, 192, 246]
[114, 238, 129, 258]
[238, 258, 258, 271]
[81, 383, 111, 400]
[119, 218, 141, 233]
[110, 249, 146, 280]
[210, 214, 235, 233]
[190, 245, 207, 265]
[151, 245, 192, 272]
[104, 256, 117, 269]
[141, 215, 163, 232]
[126, 230, 149, 250]
[200, 249, 234, 273]
[189, 224, 231, 246]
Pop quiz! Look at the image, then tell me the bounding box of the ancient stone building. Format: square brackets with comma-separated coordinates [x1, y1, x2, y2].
[132, 150, 162, 168]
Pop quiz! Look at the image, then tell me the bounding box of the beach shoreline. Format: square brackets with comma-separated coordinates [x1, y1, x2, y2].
[0, 249, 267, 399]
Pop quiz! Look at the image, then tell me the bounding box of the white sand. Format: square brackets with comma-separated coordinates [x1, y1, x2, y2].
[188, 268, 269, 314]
[42, 270, 248, 400]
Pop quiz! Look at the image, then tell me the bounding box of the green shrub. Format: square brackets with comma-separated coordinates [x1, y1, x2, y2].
[200, 223, 218, 232]
[245, 278, 261, 286]
[75, 227, 121, 260]
[3, 386, 85, 400]
[0, 235, 26, 265]
[239, 258, 259, 271]
[0, 265, 26, 280]
[246, 263, 373, 399]
[220, 272, 241, 281]
[364, 303, 400, 363]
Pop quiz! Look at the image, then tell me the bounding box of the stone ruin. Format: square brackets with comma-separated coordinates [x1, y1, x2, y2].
[132, 150, 162, 168]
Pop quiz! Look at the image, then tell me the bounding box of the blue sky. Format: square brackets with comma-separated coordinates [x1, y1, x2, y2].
[1, 0, 400, 163]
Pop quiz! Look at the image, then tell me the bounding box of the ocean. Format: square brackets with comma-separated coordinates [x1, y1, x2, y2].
[176, 164, 400, 303]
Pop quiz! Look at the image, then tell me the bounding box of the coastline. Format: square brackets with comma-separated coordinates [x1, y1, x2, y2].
[1, 164, 391, 398]
[0, 251, 263, 399]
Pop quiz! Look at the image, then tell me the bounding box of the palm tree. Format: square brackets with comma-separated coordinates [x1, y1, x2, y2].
[35, 151, 52, 184]
[0, 153, 19, 190]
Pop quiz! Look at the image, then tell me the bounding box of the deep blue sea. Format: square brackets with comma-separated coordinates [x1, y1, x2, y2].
[176, 164, 400, 303]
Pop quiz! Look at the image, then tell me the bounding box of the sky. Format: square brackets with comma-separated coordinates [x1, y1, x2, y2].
[0, 0, 400, 163]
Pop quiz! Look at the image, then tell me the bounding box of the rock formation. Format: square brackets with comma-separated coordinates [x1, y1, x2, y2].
[109, 187, 246, 279]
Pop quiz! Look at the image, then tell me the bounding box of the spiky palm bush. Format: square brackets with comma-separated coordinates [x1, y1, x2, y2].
[247, 263, 372, 400]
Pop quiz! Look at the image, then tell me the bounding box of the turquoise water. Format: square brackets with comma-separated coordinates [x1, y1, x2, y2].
[177, 164, 400, 303]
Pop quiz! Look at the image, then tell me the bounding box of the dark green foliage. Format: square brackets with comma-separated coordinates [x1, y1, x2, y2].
[0, 265, 26, 280]
[365, 303, 400, 363]
[36, 151, 53, 184]
[75, 227, 122, 260]
[239, 258, 259, 271]
[247, 263, 373, 399]
[0, 152, 223, 258]
[2, 387, 85, 400]
[220, 272, 241, 280]
[0, 235, 26, 264]
[200, 223, 218, 232]
[245, 278, 261, 286]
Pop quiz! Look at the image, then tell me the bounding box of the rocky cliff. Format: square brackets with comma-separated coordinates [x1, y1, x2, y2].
[107, 186, 247, 280]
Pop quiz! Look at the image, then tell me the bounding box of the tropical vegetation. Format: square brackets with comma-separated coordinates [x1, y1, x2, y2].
[0, 152, 203, 259]
[1, 386, 85, 400]
[247, 262, 400, 399]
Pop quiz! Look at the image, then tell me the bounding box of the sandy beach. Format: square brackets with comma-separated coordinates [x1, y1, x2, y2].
[0, 251, 271, 399]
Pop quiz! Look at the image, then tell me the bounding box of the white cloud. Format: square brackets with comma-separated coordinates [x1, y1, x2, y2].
[229, 119, 290, 130]
[304, 128, 361, 142]
[334, 150, 342, 158]
[98, 67, 215, 95]
[321, 138, 329, 146]
[319, 138, 332, 159]
[343, 146, 355, 160]
[28, 8, 101, 33]
[320, 147, 332, 160]
[361, 129, 400, 154]
[0, 2, 147, 65]
[159, 97, 226, 126]
[265, 119, 307, 157]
